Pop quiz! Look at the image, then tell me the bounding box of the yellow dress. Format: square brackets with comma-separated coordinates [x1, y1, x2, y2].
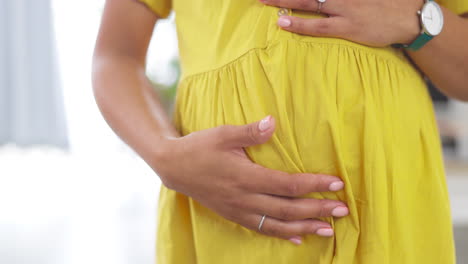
[137, 0, 467, 263]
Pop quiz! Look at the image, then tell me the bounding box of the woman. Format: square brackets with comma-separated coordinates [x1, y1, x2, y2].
[92, 0, 468, 262]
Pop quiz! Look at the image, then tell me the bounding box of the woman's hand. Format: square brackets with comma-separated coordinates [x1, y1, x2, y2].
[260, 0, 468, 100]
[260, 0, 424, 47]
[153, 115, 349, 245]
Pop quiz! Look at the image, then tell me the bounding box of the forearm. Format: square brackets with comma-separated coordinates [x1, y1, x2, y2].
[407, 9, 468, 101]
[92, 55, 180, 167]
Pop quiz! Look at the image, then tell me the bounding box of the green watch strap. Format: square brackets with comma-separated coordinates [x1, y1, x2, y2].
[392, 0, 436, 51]
[391, 33, 433, 51]
[406, 33, 433, 51]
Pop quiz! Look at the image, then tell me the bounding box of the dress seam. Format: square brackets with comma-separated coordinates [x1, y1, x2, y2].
[180, 39, 410, 83]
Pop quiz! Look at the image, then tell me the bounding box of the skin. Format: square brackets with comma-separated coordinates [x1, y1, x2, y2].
[260, 0, 468, 100]
[92, 0, 350, 246]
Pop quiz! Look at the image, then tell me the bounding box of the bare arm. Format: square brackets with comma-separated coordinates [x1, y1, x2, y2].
[92, 0, 349, 244]
[406, 11, 468, 101]
[92, 0, 179, 168]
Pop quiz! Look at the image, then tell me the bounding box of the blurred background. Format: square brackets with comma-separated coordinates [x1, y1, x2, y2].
[0, 0, 466, 263]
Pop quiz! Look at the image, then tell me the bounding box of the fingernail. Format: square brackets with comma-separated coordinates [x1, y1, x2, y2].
[329, 181, 344, 191]
[258, 115, 271, 132]
[289, 236, 302, 245]
[316, 228, 334, 237]
[331, 206, 349, 217]
[277, 17, 291, 27]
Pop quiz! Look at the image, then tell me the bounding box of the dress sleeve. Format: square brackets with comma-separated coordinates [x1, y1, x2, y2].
[437, 0, 468, 15]
[136, 0, 172, 18]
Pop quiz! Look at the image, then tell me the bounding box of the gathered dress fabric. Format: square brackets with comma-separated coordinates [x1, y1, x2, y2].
[137, 0, 468, 263]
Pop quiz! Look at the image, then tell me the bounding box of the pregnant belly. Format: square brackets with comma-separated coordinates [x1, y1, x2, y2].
[174, 35, 441, 199]
[174, 38, 433, 168]
[174, 36, 440, 202]
[170, 38, 452, 263]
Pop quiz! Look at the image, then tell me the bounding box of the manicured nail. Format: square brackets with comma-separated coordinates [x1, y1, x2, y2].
[331, 206, 349, 217]
[316, 228, 334, 237]
[258, 115, 271, 132]
[329, 181, 344, 191]
[289, 236, 302, 245]
[278, 17, 291, 27]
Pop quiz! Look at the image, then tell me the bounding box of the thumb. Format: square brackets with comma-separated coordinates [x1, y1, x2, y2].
[221, 115, 276, 148]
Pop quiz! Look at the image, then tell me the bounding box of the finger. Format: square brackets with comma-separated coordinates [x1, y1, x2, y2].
[245, 214, 334, 239]
[259, 0, 343, 15]
[249, 194, 349, 220]
[277, 16, 349, 38]
[240, 162, 345, 196]
[218, 115, 277, 149]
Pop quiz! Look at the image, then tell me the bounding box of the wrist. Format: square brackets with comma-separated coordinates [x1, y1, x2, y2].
[400, 23, 421, 46]
[398, 4, 424, 45]
[393, 0, 444, 51]
[145, 136, 188, 190]
[148, 135, 178, 168]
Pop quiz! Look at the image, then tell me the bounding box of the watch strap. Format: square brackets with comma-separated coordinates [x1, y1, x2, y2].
[392, 0, 436, 51]
[406, 33, 433, 51]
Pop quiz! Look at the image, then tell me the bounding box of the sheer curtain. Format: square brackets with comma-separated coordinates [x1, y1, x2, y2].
[0, 0, 68, 148]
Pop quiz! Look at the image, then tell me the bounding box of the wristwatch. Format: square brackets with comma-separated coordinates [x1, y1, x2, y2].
[393, 0, 444, 51]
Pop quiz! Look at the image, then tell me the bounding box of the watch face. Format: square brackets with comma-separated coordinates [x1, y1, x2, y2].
[421, 1, 444, 36]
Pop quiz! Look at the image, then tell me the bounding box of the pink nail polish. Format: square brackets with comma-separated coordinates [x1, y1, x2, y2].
[329, 181, 344, 191]
[289, 236, 302, 245]
[331, 206, 349, 217]
[316, 228, 334, 237]
[258, 115, 271, 132]
[277, 17, 291, 27]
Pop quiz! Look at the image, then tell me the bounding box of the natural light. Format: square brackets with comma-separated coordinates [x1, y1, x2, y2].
[0, 1, 178, 263]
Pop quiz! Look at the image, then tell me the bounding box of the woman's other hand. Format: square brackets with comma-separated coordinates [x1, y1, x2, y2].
[260, 0, 423, 47]
[152, 115, 349, 245]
